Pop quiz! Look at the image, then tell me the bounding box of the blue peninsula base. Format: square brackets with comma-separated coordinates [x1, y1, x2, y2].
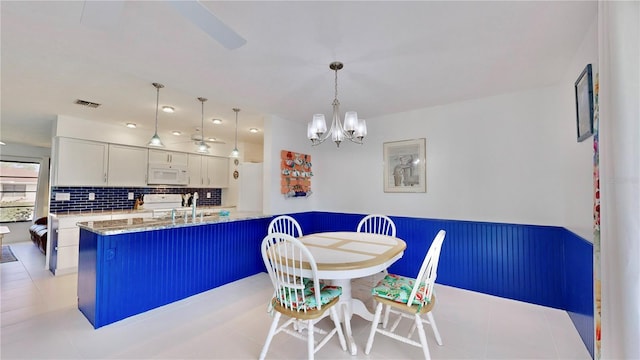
[78, 218, 270, 329]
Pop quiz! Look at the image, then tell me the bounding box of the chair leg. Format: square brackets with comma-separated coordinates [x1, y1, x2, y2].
[329, 307, 347, 351]
[414, 314, 431, 360]
[307, 319, 315, 360]
[365, 302, 384, 355]
[426, 312, 443, 346]
[259, 312, 281, 360]
[382, 304, 391, 328]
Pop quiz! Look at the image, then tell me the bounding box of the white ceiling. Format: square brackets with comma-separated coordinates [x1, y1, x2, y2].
[1, 1, 596, 148]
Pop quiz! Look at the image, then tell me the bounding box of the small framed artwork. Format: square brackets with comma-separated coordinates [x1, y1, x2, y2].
[383, 138, 426, 193]
[575, 64, 594, 142]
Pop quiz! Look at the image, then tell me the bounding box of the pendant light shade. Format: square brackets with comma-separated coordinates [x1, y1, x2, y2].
[230, 108, 240, 158]
[196, 97, 209, 154]
[148, 82, 165, 147]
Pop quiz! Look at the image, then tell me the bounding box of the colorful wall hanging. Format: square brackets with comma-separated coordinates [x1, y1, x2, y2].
[280, 150, 312, 198]
[592, 73, 601, 359]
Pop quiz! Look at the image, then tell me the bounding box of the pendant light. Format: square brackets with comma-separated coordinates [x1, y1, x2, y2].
[148, 82, 165, 147]
[196, 97, 209, 154]
[230, 108, 240, 158]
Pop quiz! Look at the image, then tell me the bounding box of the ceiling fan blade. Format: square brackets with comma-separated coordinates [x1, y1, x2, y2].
[79, 1, 125, 30]
[190, 134, 226, 144]
[167, 1, 246, 50]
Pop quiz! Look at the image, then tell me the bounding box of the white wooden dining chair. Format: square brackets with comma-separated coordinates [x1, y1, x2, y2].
[357, 214, 396, 237]
[268, 215, 303, 237]
[364, 230, 446, 360]
[260, 232, 347, 360]
[357, 214, 396, 276]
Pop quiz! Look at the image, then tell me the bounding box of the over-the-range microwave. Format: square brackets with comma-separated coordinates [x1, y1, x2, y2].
[147, 164, 188, 185]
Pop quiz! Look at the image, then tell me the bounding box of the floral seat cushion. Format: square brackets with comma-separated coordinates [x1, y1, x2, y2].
[371, 274, 430, 306]
[277, 283, 342, 311]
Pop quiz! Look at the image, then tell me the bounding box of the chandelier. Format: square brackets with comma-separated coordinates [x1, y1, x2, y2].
[307, 61, 367, 147]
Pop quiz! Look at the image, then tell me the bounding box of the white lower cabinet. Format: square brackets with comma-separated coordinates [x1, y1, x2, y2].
[48, 212, 150, 275]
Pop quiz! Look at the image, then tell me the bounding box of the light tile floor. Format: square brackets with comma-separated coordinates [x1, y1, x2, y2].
[1, 241, 591, 359]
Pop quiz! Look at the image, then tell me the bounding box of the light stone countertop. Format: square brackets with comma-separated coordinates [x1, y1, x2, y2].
[77, 211, 269, 236]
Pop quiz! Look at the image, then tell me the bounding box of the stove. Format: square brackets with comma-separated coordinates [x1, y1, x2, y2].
[142, 194, 189, 217]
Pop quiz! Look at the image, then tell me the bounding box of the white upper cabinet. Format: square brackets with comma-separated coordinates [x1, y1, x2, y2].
[205, 156, 229, 188]
[54, 138, 108, 186]
[108, 145, 148, 186]
[187, 154, 204, 187]
[148, 149, 188, 166]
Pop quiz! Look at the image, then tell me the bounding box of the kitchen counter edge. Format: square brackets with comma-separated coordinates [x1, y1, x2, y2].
[77, 212, 269, 236]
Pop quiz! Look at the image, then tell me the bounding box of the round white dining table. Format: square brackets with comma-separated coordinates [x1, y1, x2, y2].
[297, 231, 406, 355]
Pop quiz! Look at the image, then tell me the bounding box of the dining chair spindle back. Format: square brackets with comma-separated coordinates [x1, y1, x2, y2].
[260, 232, 347, 360]
[364, 229, 446, 360]
[357, 214, 396, 237]
[268, 215, 303, 237]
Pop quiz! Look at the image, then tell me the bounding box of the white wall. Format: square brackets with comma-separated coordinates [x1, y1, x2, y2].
[560, 16, 599, 240]
[598, 1, 640, 358]
[262, 115, 318, 215]
[312, 86, 574, 227]
[263, 82, 594, 233]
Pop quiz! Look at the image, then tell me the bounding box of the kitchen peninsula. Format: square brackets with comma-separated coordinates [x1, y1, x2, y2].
[77, 212, 270, 328]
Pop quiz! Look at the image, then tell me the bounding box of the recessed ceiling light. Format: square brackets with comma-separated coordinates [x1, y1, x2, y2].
[162, 106, 175, 113]
[172, 131, 182, 136]
[211, 118, 222, 124]
[126, 123, 137, 128]
[249, 128, 259, 133]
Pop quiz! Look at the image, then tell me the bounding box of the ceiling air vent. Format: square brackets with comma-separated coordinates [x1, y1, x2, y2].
[75, 99, 101, 108]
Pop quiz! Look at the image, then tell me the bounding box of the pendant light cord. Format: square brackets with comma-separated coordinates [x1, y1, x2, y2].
[154, 86, 160, 133]
[334, 66, 339, 102]
[233, 108, 240, 148]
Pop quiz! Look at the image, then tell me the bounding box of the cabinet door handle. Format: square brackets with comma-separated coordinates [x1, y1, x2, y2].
[104, 173, 107, 183]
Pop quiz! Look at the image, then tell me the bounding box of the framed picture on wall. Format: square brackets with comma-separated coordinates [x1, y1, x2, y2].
[575, 64, 594, 142]
[383, 138, 426, 193]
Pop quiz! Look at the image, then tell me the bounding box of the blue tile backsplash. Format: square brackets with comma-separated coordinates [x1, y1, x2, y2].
[50, 186, 222, 213]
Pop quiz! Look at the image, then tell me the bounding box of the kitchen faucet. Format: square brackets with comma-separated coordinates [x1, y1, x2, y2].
[191, 192, 199, 222]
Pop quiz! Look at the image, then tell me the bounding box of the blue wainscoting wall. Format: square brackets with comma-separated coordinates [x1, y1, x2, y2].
[562, 229, 595, 357]
[287, 211, 594, 357]
[76, 211, 593, 357]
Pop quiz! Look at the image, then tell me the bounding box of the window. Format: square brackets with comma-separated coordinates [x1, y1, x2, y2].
[0, 161, 41, 222]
